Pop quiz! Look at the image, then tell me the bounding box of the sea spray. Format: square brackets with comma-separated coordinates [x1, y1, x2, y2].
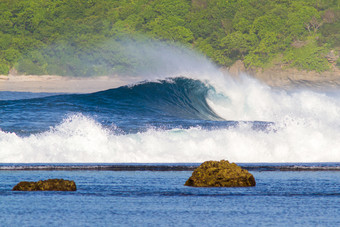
[206, 75, 340, 122]
[19, 38, 218, 78]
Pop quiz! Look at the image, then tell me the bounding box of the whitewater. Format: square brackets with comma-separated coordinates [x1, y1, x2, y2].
[1, 70, 340, 163]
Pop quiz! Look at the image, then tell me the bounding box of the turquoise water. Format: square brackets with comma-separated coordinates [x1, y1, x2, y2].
[1, 169, 339, 226]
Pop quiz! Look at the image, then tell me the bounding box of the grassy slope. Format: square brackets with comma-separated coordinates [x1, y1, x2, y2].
[0, 0, 339, 76]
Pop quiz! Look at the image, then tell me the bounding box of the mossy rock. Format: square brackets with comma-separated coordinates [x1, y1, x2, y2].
[12, 179, 77, 191]
[185, 160, 256, 187]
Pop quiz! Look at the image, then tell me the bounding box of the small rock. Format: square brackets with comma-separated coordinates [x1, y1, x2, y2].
[12, 179, 77, 191]
[185, 160, 256, 187]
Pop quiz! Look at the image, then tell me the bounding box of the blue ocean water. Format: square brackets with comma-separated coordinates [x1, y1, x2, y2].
[0, 169, 339, 226]
[0, 78, 227, 135]
[1, 74, 340, 226]
[1, 76, 340, 163]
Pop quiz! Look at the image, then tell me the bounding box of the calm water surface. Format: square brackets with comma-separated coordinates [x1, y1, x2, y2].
[0, 170, 339, 226]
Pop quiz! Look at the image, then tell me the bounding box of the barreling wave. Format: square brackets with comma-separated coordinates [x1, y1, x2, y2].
[0, 77, 224, 135]
[1, 73, 340, 163]
[86, 77, 222, 121]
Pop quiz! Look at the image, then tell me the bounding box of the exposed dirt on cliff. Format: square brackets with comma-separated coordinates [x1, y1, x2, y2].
[228, 60, 340, 90]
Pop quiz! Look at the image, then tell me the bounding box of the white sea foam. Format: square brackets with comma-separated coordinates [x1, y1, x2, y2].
[0, 90, 340, 163]
[2, 69, 340, 163]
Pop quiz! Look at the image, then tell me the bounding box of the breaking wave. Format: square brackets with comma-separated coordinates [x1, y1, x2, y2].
[1, 64, 340, 163]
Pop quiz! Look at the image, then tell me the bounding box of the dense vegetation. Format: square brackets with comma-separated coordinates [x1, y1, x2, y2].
[0, 0, 339, 76]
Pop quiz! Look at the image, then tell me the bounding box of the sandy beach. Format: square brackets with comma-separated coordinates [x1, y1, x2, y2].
[1, 66, 340, 93]
[0, 75, 140, 93]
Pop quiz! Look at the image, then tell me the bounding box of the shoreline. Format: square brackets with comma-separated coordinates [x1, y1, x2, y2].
[1, 68, 340, 93]
[0, 75, 140, 93]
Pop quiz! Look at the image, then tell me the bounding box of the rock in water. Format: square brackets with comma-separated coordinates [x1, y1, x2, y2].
[12, 179, 77, 191]
[185, 160, 256, 187]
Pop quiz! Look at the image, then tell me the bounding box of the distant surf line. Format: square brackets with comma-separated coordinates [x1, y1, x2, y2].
[1, 163, 339, 171]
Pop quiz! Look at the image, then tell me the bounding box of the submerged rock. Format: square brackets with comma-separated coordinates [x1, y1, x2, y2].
[185, 160, 256, 187]
[12, 179, 77, 191]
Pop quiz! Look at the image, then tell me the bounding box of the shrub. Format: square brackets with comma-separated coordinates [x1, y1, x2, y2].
[284, 38, 330, 72]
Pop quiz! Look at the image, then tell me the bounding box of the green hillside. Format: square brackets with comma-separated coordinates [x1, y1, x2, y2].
[0, 0, 339, 76]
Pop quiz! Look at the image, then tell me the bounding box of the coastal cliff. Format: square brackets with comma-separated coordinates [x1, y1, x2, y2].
[227, 60, 340, 89]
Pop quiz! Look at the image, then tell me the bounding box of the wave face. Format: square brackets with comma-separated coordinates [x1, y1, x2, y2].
[0, 78, 223, 135]
[1, 75, 340, 163]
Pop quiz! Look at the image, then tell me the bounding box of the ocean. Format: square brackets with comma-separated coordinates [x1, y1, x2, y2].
[0, 166, 339, 226]
[1, 75, 340, 163]
[0, 73, 340, 226]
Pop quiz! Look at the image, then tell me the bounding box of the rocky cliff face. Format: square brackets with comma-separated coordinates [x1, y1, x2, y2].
[226, 60, 340, 89]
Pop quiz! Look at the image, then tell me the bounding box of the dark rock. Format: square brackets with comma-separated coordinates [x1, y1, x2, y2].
[185, 160, 256, 187]
[12, 179, 77, 191]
